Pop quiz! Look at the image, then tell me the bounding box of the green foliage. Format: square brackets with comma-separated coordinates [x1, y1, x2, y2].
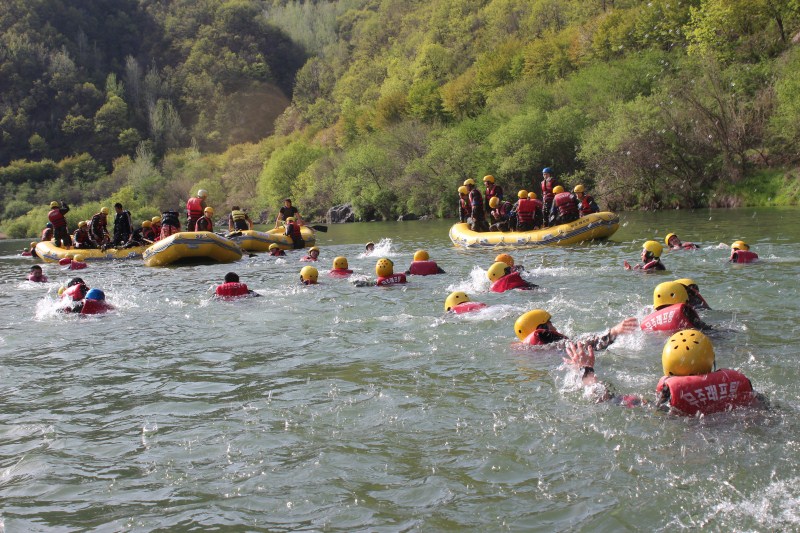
[257, 139, 327, 214]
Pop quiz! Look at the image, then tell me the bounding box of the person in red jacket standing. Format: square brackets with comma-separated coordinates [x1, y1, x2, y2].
[186, 189, 208, 231]
[47, 201, 72, 248]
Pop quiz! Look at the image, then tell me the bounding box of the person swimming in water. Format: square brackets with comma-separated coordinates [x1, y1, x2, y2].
[514, 309, 638, 351]
[624, 241, 665, 271]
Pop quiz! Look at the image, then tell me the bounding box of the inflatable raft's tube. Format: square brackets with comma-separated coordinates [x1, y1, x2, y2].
[143, 232, 243, 267]
[449, 212, 620, 248]
[228, 226, 316, 252]
[35, 241, 148, 263]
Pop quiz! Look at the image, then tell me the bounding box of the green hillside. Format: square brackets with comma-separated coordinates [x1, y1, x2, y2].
[3, 0, 800, 237]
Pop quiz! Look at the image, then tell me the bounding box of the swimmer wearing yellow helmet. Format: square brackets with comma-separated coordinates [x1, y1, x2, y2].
[268, 243, 287, 257]
[301, 246, 320, 262]
[664, 232, 699, 250]
[564, 329, 767, 414]
[624, 240, 666, 271]
[514, 309, 637, 349]
[487, 261, 537, 293]
[729, 240, 759, 263]
[406, 250, 445, 276]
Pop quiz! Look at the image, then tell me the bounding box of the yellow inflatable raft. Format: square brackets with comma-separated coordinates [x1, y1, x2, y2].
[143, 232, 243, 267]
[35, 241, 148, 263]
[227, 226, 316, 252]
[449, 212, 620, 248]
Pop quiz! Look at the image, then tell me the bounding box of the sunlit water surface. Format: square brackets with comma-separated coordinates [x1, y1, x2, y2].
[1, 208, 799, 531]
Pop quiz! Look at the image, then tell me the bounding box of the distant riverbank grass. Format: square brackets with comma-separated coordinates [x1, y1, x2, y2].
[713, 168, 800, 207]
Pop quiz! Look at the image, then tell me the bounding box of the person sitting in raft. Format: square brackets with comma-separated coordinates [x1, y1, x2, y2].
[150, 216, 162, 239]
[215, 272, 259, 299]
[375, 258, 407, 286]
[406, 250, 445, 275]
[515, 309, 638, 350]
[28, 265, 48, 283]
[444, 291, 487, 314]
[624, 241, 666, 271]
[301, 246, 320, 262]
[548, 185, 580, 226]
[528, 191, 544, 228]
[300, 265, 319, 285]
[458, 186, 470, 223]
[675, 278, 711, 310]
[67, 254, 88, 270]
[89, 207, 111, 249]
[665, 232, 699, 250]
[42, 222, 54, 242]
[730, 240, 758, 263]
[284, 217, 304, 249]
[365, 241, 376, 253]
[73, 220, 98, 249]
[483, 174, 504, 224]
[640, 281, 711, 333]
[79, 288, 115, 315]
[330, 256, 353, 277]
[268, 243, 287, 257]
[488, 196, 516, 232]
[563, 329, 768, 414]
[495, 253, 524, 272]
[125, 220, 156, 248]
[159, 209, 181, 240]
[194, 207, 214, 232]
[228, 206, 253, 232]
[487, 261, 537, 293]
[513, 190, 539, 231]
[574, 185, 600, 217]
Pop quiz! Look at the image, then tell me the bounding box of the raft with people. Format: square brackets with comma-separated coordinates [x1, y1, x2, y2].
[449, 211, 620, 248]
[227, 226, 316, 252]
[142, 232, 243, 267]
[35, 241, 148, 263]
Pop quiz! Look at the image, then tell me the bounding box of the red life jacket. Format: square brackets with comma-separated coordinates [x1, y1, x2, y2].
[490, 271, 532, 293]
[468, 189, 484, 217]
[554, 192, 579, 218]
[215, 282, 250, 298]
[73, 229, 91, 245]
[151, 222, 161, 236]
[48, 208, 67, 228]
[300, 255, 318, 262]
[656, 369, 755, 416]
[681, 242, 699, 250]
[69, 260, 88, 270]
[731, 250, 758, 263]
[28, 273, 47, 282]
[287, 222, 302, 241]
[58, 257, 72, 265]
[376, 273, 407, 286]
[642, 259, 664, 271]
[329, 268, 353, 278]
[408, 261, 441, 276]
[516, 199, 536, 224]
[61, 284, 87, 301]
[541, 179, 556, 203]
[81, 299, 113, 315]
[42, 227, 54, 240]
[579, 195, 598, 216]
[459, 197, 469, 219]
[522, 328, 568, 345]
[195, 216, 213, 232]
[451, 302, 487, 314]
[640, 303, 695, 333]
[186, 197, 204, 218]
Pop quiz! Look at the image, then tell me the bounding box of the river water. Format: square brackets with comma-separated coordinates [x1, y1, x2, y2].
[1, 207, 799, 532]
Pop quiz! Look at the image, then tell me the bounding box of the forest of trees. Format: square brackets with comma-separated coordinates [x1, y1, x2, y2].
[2, 0, 800, 237]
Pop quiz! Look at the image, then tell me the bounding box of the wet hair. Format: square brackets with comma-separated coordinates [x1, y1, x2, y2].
[30, 265, 42, 272]
[224, 272, 239, 283]
[114, 202, 123, 209]
[231, 205, 240, 210]
[284, 198, 292, 203]
[67, 277, 85, 287]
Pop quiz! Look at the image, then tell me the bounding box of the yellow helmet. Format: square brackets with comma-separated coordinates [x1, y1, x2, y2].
[662, 329, 715, 376]
[483, 175, 495, 184]
[643, 240, 663, 258]
[142, 220, 152, 228]
[514, 309, 552, 341]
[458, 186, 468, 195]
[375, 258, 394, 277]
[152, 216, 161, 223]
[78, 220, 87, 228]
[286, 217, 295, 223]
[73, 254, 85, 262]
[495, 253, 514, 267]
[204, 207, 214, 215]
[527, 192, 537, 199]
[100, 207, 109, 215]
[333, 256, 348, 270]
[653, 281, 688, 309]
[674, 278, 697, 289]
[552, 185, 565, 194]
[731, 240, 749, 251]
[444, 291, 470, 312]
[309, 246, 320, 254]
[50, 201, 59, 208]
[573, 184, 585, 193]
[198, 189, 208, 198]
[269, 243, 279, 250]
[665, 233, 677, 246]
[413, 250, 429, 261]
[486, 261, 510, 282]
[300, 265, 318, 283]
[517, 190, 528, 199]
[30, 241, 37, 248]
[489, 196, 500, 209]
[463, 178, 475, 187]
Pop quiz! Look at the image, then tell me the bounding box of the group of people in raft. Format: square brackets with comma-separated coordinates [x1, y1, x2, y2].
[458, 168, 601, 233]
